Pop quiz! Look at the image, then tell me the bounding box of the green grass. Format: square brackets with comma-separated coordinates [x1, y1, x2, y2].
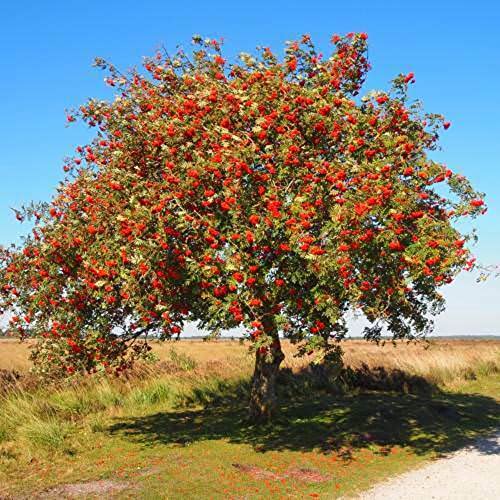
[0, 367, 498, 499]
[19, 418, 74, 453]
[167, 347, 198, 372]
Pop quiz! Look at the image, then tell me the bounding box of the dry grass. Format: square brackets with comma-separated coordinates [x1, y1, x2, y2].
[0, 339, 33, 372]
[1, 337, 499, 388]
[149, 338, 500, 389]
[341, 339, 500, 387]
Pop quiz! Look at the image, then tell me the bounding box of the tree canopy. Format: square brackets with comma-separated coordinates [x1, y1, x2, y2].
[0, 34, 485, 385]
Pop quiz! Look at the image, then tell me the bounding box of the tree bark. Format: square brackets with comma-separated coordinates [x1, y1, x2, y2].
[248, 337, 285, 421]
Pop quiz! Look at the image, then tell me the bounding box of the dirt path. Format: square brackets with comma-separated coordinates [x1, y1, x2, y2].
[358, 431, 500, 499]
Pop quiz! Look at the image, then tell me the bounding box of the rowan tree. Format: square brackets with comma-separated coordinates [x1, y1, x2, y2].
[0, 33, 485, 419]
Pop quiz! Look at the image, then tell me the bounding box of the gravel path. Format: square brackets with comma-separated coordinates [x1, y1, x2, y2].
[358, 431, 500, 500]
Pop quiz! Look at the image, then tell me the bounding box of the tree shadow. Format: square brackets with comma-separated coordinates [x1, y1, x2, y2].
[462, 430, 500, 456]
[108, 367, 499, 460]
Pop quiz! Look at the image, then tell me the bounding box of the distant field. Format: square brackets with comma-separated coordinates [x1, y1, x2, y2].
[2, 337, 499, 388]
[0, 337, 498, 498]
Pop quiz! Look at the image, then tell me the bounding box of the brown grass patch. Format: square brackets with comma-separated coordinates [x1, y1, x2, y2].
[232, 463, 330, 483]
[232, 463, 282, 480]
[38, 480, 130, 498]
[285, 467, 330, 483]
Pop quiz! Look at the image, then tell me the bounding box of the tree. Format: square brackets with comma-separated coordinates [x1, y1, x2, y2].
[0, 33, 485, 419]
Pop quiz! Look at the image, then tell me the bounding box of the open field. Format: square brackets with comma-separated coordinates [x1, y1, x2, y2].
[2, 337, 499, 383]
[0, 338, 499, 498]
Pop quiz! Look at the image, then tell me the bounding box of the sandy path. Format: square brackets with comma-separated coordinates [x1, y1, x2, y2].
[358, 431, 500, 500]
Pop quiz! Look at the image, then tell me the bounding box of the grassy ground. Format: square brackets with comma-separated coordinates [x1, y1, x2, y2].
[0, 339, 499, 498]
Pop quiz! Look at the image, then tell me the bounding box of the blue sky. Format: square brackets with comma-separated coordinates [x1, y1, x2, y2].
[0, 0, 498, 334]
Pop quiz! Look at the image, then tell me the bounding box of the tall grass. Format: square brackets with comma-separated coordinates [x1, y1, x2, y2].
[0, 340, 498, 458]
[0, 347, 204, 456]
[0, 390, 76, 455]
[339, 340, 500, 387]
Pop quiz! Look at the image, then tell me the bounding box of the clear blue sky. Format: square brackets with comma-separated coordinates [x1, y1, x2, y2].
[0, 0, 498, 334]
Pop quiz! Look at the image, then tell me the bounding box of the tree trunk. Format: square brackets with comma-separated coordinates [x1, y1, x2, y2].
[249, 338, 285, 421]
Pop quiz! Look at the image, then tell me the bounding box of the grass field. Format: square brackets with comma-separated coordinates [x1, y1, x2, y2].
[0, 338, 499, 498]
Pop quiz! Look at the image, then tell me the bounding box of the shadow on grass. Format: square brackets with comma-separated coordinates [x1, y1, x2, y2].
[108, 366, 500, 459]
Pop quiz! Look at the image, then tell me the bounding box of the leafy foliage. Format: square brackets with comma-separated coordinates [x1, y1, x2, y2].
[0, 33, 485, 376]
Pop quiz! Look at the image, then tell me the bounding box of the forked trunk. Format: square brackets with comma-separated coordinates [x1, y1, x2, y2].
[249, 338, 285, 421]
